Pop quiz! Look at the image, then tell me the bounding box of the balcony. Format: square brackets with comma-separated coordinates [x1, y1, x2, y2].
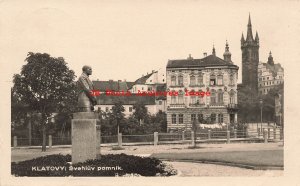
[189, 103, 206, 108]
[169, 84, 184, 88]
[209, 103, 225, 108]
[227, 103, 238, 112]
[168, 104, 186, 109]
[189, 84, 205, 88]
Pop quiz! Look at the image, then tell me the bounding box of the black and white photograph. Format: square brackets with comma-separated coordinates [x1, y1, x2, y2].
[0, 0, 299, 185]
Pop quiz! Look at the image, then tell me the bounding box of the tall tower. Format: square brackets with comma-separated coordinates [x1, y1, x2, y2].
[241, 14, 259, 93]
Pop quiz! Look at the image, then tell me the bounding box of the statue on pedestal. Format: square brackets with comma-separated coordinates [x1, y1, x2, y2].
[77, 65, 97, 112]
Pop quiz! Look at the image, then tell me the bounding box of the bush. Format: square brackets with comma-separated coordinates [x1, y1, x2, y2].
[11, 153, 177, 177]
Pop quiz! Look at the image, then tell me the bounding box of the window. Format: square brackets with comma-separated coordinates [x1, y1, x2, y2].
[218, 114, 223, 123]
[198, 75, 203, 85]
[129, 107, 133, 112]
[190, 75, 196, 86]
[171, 76, 176, 86]
[198, 94, 204, 104]
[190, 95, 196, 104]
[229, 90, 235, 104]
[191, 114, 196, 122]
[178, 75, 183, 86]
[211, 113, 216, 123]
[210, 75, 216, 85]
[229, 74, 234, 85]
[171, 95, 176, 104]
[172, 114, 176, 124]
[217, 89, 223, 103]
[179, 114, 183, 124]
[217, 75, 223, 85]
[198, 114, 203, 123]
[105, 107, 109, 112]
[178, 94, 184, 104]
[210, 89, 216, 104]
[159, 101, 162, 105]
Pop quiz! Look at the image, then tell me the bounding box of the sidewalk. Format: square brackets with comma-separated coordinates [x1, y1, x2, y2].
[11, 142, 283, 163]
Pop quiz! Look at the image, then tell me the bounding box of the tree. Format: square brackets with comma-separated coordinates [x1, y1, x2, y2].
[133, 102, 150, 125]
[237, 86, 260, 122]
[12, 52, 76, 151]
[111, 99, 125, 134]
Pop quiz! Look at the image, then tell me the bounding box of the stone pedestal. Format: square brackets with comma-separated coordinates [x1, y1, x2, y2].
[72, 112, 101, 164]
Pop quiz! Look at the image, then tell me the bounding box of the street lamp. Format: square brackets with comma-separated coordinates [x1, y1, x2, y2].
[259, 98, 263, 136]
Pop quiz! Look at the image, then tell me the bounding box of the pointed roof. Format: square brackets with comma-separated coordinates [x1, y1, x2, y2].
[255, 31, 259, 41]
[246, 14, 254, 41]
[212, 45, 216, 56]
[241, 33, 245, 42]
[223, 40, 232, 55]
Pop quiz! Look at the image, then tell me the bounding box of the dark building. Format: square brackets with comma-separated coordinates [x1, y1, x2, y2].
[241, 14, 259, 93]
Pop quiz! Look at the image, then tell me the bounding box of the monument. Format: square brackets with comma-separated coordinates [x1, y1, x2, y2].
[72, 65, 101, 164]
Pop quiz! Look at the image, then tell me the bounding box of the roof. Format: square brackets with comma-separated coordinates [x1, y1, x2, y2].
[134, 72, 155, 85]
[262, 63, 284, 77]
[93, 80, 134, 92]
[166, 54, 238, 69]
[96, 94, 156, 105]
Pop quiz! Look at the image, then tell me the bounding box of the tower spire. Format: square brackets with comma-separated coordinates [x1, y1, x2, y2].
[223, 40, 232, 63]
[268, 51, 274, 65]
[212, 44, 216, 56]
[246, 13, 254, 41]
[241, 32, 245, 45]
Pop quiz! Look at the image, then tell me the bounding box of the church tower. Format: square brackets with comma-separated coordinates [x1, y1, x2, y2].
[241, 14, 259, 93]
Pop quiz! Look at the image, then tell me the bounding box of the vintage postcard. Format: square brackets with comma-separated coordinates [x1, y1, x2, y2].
[1, 0, 300, 185]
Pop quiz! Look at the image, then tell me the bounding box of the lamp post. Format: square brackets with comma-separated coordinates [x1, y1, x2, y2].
[259, 98, 263, 136]
[26, 113, 32, 146]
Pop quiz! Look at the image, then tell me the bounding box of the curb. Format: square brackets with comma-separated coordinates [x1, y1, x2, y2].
[159, 159, 283, 170]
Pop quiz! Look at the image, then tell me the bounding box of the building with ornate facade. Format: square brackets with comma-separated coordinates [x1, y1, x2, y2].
[166, 43, 239, 132]
[258, 52, 284, 95]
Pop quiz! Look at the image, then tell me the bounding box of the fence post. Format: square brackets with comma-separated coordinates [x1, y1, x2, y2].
[208, 130, 211, 140]
[48, 135, 52, 149]
[234, 129, 237, 138]
[263, 129, 268, 143]
[273, 126, 276, 140]
[13, 136, 17, 148]
[154, 132, 158, 146]
[118, 133, 122, 147]
[268, 128, 270, 139]
[280, 127, 283, 140]
[191, 131, 195, 147]
[227, 131, 230, 144]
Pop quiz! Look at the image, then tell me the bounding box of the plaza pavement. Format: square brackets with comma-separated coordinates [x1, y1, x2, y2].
[11, 142, 284, 176]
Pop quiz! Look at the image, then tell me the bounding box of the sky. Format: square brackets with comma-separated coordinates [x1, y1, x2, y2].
[0, 0, 299, 84]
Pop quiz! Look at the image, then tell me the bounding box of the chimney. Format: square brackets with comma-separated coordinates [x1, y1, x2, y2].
[203, 53, 207, 57]
[187, 54, 193, 60]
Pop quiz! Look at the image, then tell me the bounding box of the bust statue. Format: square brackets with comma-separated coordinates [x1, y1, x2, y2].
[77, 65, 97, 112]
